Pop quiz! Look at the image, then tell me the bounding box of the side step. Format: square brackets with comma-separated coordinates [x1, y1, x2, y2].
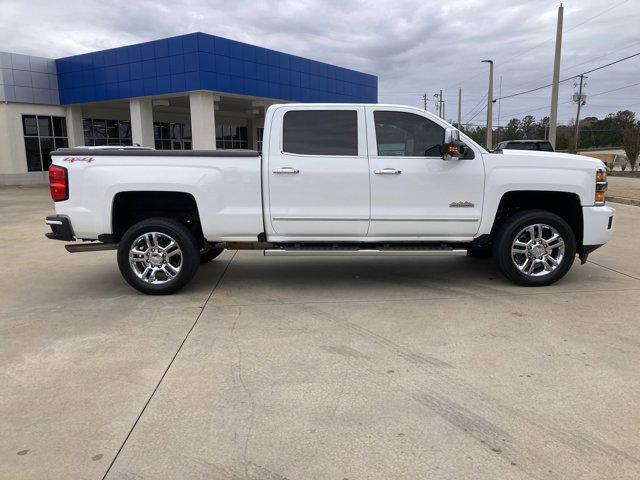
[65, 242, 118, 253]
[264, 248, 467, 257]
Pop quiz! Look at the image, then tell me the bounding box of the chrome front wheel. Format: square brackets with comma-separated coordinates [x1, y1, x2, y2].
[510, 223, 565, 277]
[493, 210, 576, 287]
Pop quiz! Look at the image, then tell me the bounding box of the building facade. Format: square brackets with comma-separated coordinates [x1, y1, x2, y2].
[0, 32, 377, 185]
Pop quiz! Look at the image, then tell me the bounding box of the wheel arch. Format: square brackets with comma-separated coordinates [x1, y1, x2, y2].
[111, 191, 204, 244]
[484, 190, 583, 247]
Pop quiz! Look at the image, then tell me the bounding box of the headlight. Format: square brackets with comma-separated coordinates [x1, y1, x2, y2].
[595, 168, 607, 205]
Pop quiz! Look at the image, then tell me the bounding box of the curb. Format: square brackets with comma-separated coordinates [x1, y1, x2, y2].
[607, 195, 640, 207]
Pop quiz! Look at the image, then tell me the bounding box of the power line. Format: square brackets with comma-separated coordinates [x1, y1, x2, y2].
[563, 0, 629, 33]
[466, 103, 487, 124]
[444, 1, 628, 91]
[582, 51, 640, 75]
[496, 37, 640, 94]
[489, 0, 630, 78]
[496, 51, 640, 101]
[464, 93, 487, 123]
[589, 81, 640, 98]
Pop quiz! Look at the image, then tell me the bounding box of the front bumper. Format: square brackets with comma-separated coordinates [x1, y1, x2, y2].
[582, 205, 615, 247]
[45, 215, 75, 241]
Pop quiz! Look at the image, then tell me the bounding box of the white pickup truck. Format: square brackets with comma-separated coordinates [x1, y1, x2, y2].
[46, 104, 614, 294]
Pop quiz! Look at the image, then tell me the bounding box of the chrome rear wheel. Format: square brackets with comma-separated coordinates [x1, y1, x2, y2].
[117, 218, 200, 295]
[129, 232, 183, 284]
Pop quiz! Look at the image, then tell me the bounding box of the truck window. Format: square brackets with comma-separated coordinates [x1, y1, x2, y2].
[282, 110, 358, 156]
[505, 142, 536, 150]
[374, 111, 444, 157]
[538, 142, 554, 151]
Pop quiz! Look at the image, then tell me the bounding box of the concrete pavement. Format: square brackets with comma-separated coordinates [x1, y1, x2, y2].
[608, 175, 640, 204]
[1, 186, 639, 479]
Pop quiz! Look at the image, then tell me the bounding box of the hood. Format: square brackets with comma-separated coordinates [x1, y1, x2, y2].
[485, 149, 606, 170]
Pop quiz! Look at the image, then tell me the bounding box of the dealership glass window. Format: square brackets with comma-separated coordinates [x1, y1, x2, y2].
[373, 111, 444, 157]
[282, 110, 358, 156]
[83, 118, 132, 146]
[22, 115, 69, 172]
[256, 127, 264, 151]
[154, 122, 192, 150]
[216, 125, 248, 149]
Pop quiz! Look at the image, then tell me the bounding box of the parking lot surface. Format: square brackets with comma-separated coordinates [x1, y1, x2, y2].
[2, 186, 640, 480]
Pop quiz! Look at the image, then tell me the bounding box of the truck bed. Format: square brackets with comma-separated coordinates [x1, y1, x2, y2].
[51, 148, 265, 242]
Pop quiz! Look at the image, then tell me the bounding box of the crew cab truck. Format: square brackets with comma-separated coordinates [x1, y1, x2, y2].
[45, 104, 614, 295]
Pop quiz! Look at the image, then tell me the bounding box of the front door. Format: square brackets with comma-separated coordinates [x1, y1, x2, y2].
[366, 107, 484, 238]
[267, 106, 370, 238]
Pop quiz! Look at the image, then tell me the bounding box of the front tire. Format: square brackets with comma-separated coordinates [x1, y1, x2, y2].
[117, 218, 200, 295]
[492, 210, 576, 286]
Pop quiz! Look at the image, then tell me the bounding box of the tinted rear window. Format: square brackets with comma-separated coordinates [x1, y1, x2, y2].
[283, 110, 358, 156]
[538, 142, 554, 151]
[505, 142, 537, 150]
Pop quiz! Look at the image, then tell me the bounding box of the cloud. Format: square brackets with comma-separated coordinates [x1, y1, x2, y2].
[1, 0, 638, 124]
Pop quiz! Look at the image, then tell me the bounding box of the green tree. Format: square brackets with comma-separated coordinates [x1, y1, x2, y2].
[503, 118, 521, 140]
[622, 128, 640, 171]
[521, 115, 536, 139]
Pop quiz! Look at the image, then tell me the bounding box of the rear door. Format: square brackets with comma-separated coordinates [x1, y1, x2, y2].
[266, 106, 370, 237]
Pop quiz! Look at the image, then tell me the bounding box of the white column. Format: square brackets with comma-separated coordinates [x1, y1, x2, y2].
[189, 92, 218, 150]
[66, 105, 84, 147]
[130, 98, 154, 148]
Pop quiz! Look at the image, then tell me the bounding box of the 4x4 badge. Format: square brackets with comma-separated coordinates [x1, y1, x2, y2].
[449, 201, 474, 208]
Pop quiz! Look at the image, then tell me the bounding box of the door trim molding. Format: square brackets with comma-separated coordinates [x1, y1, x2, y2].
[272, 217, 369, 221]
[371, 218, 479, 222]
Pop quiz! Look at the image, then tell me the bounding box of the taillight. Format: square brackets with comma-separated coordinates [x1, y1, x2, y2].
[49, 165, 69, 201]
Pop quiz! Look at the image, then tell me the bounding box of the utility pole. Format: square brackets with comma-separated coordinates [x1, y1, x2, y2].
[457, 88, 462, 128]
[422, 93, 428, 110]
[496, 76, 502, 143]
[433, 90, 444, 118]
[482, 59, 494, 149]
[573, 74, 586, 152]
[549, 3, 564, 149]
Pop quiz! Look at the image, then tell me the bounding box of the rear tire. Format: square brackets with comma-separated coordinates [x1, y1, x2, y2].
[117, 217, 200, 295]
[492, 210, 576, 286]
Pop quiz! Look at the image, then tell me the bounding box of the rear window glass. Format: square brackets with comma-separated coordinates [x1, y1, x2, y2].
[538, 142, 554, 151]
[283, 110, 358, 156]
[505, 142, 537, 150]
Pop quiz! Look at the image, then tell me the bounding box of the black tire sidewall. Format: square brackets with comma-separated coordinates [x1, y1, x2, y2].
[117, 218, 200, 295]
[493, 210, 576, 286]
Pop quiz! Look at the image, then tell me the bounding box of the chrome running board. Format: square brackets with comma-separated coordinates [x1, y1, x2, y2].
[65, 242, 118, 253]
[264, 248, 467, 257]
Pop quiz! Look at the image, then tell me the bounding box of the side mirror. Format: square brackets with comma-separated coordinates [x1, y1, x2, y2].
[443, 128, 464, 160]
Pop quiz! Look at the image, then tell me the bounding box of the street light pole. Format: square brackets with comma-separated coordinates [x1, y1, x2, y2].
[457, 88, 462, 129]
[482, 59, 494, 149]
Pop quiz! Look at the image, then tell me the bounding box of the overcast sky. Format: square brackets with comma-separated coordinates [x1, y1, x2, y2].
[2, 0, 639, 127]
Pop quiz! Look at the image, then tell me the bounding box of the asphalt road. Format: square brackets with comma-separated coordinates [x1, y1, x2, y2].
[1, 186, 639, 480]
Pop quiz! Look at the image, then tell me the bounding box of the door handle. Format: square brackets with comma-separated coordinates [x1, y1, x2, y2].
[374, 168, 402, 175]
[272, 167, 300, 174]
